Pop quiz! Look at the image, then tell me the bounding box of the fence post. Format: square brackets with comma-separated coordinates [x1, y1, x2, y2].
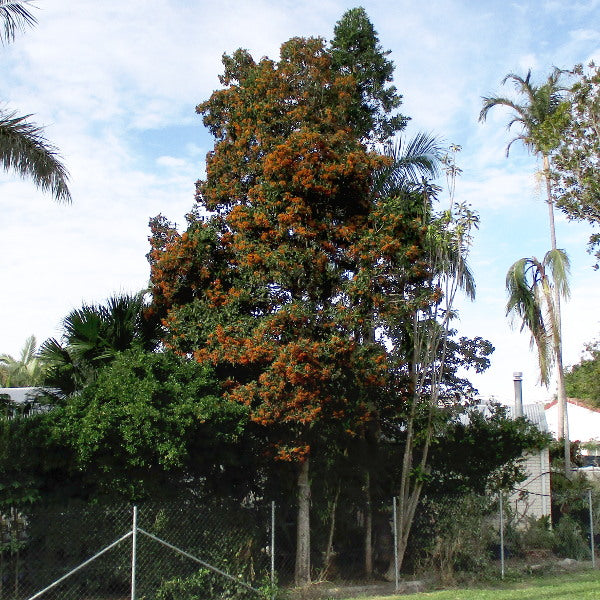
[589, 489, 596, 568]
[131, 506, 138, 600]
[271, 501, 276, 596]
[499, 494, 505, 580]
[393, 497, 399, 591]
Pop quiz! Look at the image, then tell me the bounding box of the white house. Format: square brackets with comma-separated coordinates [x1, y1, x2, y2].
[508, 404, 551, 521]
[545, 397, 600, 467]
[470, 403, 551, 521]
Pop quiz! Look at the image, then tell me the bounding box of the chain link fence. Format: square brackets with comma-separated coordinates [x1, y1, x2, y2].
[1, 499, 273, 600]
[1, 485, 599, 600]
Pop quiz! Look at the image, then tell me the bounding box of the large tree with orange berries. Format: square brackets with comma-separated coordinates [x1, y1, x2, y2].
[148, 10, 439, 584]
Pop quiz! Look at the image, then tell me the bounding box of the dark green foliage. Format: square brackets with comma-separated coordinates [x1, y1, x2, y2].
[552, 64, 600, 265]
[428, 405, 552, 495]
[0, 412, 78, 506]
[330, 7, 407, 143]
[411, 494, 497, 581]
[438, 333, 495, 401]
[51, 348, 251, 501]
[565, 340, 600, 406]
[0, 348, 258, 504]
[553, 515, 590, 560]
[518, 516, 555, 555]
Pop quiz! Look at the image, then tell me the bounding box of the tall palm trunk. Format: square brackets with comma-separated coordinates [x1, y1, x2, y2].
[543, 154, 570, 474]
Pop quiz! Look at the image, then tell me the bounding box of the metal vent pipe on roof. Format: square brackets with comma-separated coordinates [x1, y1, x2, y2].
[513, 372, 523, 418]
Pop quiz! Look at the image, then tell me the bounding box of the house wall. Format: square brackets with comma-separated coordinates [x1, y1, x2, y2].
[510, 449, 551, 523]
[545, 401, 600, 442]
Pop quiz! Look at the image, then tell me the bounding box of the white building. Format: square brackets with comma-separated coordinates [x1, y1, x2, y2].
[0, 387, 48, 418]
[471, 403, 551, 521]
[509, 404, 551, 522]
[545, 398, 600, 468]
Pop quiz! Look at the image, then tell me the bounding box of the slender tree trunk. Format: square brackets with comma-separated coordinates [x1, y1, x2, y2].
[321, 482, 340, 581]
[555, 338, 571, 473]
[386, 386, 433, 579]
[364, 470, 373, 577]
[543, 154, 570, 475]
[295, 458, 311, 586]
[544, 155, 558, 252]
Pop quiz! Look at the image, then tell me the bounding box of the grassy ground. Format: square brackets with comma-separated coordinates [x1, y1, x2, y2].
[363, 570, 600, 600]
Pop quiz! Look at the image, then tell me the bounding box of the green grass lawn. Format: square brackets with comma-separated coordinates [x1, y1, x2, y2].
[363, 570, 600, 600]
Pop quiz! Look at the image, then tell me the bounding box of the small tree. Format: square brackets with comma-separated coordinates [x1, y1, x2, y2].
[506, 249, 571, 472]
[564, 339, 600, 406]
[552, 63, 600, 265]
[0, 335, 44, 387]
[384, 193, 479, 572]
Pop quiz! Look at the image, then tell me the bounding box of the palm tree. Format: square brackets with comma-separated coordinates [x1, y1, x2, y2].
[479, 68, 568, 249]
[1, 1, 71, 202]
[506, 249, 571, 471]
[479, 69, 571, 470]
[39, 292, 160, 395]
[375, 142, 480, 574]
[1, 0, 36, 44]
[0, 335, 44, 387]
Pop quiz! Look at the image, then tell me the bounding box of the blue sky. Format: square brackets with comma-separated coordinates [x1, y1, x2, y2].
[1, 0, 600, 404]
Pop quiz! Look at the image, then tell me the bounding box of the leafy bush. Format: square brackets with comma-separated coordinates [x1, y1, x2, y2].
[518, 516, 555, 555]
[553, 515, 590, 560]
[416, 494, 497, 582]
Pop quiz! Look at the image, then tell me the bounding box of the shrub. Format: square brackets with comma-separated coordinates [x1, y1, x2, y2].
[553, 515, 590, 560]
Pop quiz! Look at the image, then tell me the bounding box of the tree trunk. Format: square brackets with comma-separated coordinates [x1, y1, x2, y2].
[555, 341, 571, 474]
[543, 153, 570, 475]
[321, 482, 340, 581]
[295, 458, 311, 586]
[364, 471, 373, 577]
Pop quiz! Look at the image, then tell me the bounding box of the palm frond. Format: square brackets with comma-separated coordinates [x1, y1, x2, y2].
[505, 135, 529, 157]
[372, 132, 442, 198]
[38, 337, 70, 365]
[457, 257, 476, 300]
[506, 256, 556, 385]
[543, 248, 571, 299]
[0, 0, 37, 44]
[502, 71, 537, 104]
[479, 96, 527, 123]
[0, 110, 71, 203]
[501, 71, 530, 88]
[20, 334, 37, 363]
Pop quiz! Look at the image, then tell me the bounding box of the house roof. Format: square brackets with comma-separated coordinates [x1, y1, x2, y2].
[0, 387, 47, 403]
[467, 403, 549, 432]
[509, 403, 549, 432]
[544, 397, 600, 413]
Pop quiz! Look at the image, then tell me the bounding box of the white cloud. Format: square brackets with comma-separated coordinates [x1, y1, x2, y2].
[156, 156, 188, 169]
[569, 29, 600, 43]
[518, 53, 539, 72]
[2, 0, 600, 409]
